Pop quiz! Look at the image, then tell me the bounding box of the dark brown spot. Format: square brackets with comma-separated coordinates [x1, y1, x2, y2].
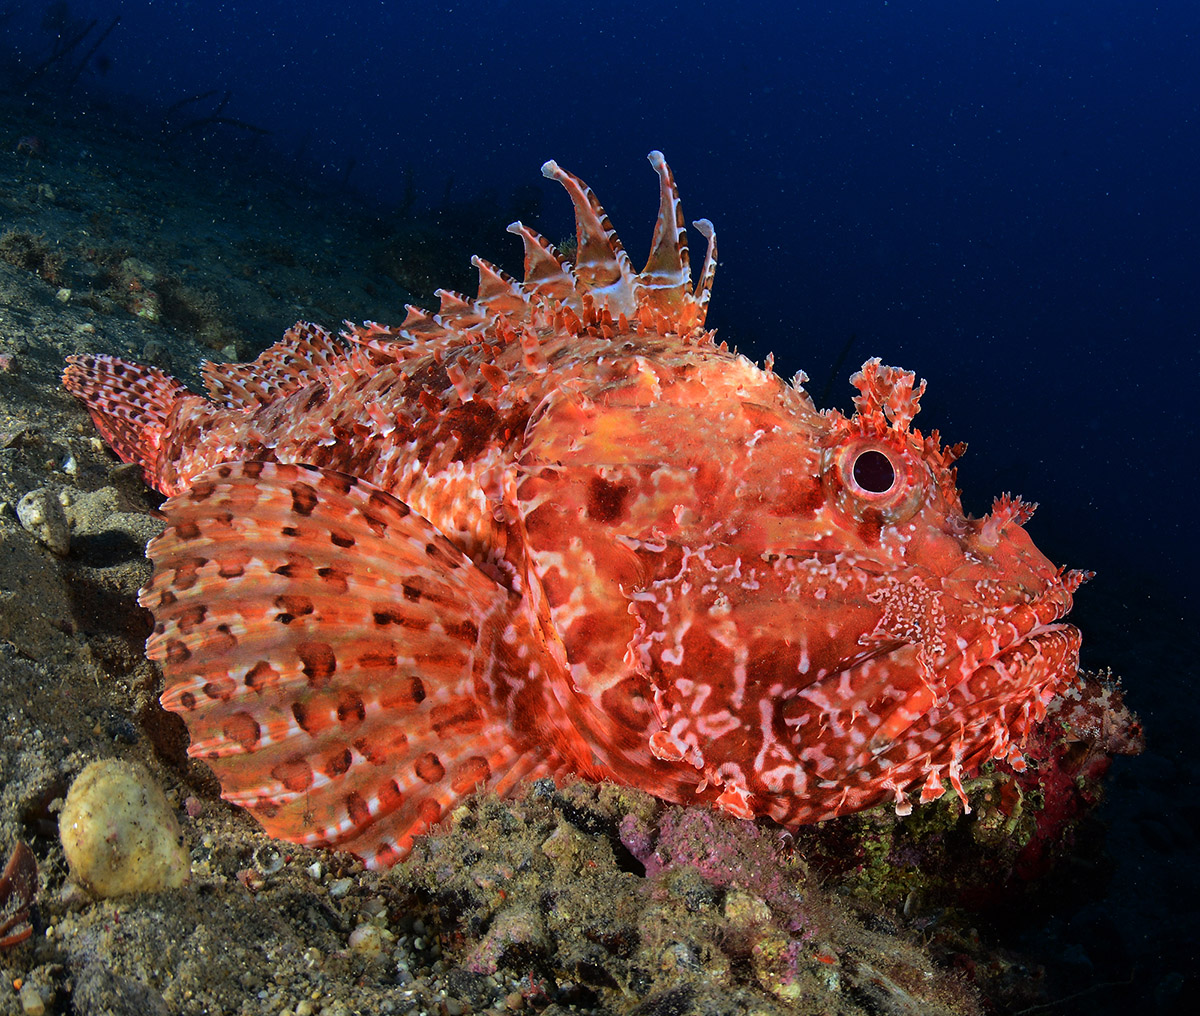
[202, 674, 236, 701]
[321, 471, 354, 495]
[272, 756, 314, 793]
[430, 698, 482, 737]
[243, 461, 265, 478]
[337, 690, 366, 725]
[291, 700, 317, 734]
[302, 385, 328, 413]
[322, 748, 352, 778]
[330, 531, 355, 549]
[291, 483, 319, 516]
[245, 660, 279, 693]
[378, 779, 403, 810]
[379, 673, 425, 709]
[318, 566, 350, 593]
[445, 619, 480, 644]
[165, 639, 191, 663]
[176, 604, 207, 632]
[586, 475, 632, 523]
[189, 481, 216, 501]
[417, 799, 442, 826]
[373, 605, 430, 631]
[297, 641, 336, 686]
[217, 464, 233, 479]
[354, 735, 397, 765]
[360, 510, 389, 537]
[209, 624, 238, 652]
[451, 756, 492, 794]
[282, 526, 302, 538]
[171, 557, 206, 591]
[178, 690, 197, 710]
[346, 791, 372, 826]
[222, 712, 260, 750]
[158, 590, 177, 608]
[402, 583, 422, 602]
[275, 594, 314, 617]
[415, 752, 445, 783]
[369, 490, 407, 516]
[175, 520, 201, 540]
[357, 649, 397, 669]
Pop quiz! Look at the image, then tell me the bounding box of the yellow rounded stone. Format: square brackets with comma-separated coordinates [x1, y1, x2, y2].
[59, 760, 190, 897]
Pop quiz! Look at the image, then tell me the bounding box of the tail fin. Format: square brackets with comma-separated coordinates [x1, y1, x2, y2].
[63, 355, 191, 491]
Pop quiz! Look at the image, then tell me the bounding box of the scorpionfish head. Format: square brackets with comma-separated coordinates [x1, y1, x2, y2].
[619, 356, 1090, 824]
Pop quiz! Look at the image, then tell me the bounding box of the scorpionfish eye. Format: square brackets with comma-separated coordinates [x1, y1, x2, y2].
[852, 449, 896, 493]
[823, 437, 927, 524]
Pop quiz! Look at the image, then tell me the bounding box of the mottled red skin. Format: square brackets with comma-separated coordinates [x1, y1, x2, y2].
[63, 154, 1090, 867]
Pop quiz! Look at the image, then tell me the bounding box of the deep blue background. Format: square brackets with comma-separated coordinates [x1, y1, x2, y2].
[3, 0, 1199, 1005]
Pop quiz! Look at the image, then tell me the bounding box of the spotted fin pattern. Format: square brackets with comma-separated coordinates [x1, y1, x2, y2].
[61, 354, 194, 488]
[140, 461, 567, 867]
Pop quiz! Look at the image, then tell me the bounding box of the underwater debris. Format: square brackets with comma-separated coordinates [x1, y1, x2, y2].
[0, 840, 38, 950]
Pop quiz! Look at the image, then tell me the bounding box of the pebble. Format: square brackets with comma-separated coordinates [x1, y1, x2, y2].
[59, 759, 190, 897]
[15, 487, 71, 555]
[348, 924, 384, 957]
[18, 983, 45, 1015]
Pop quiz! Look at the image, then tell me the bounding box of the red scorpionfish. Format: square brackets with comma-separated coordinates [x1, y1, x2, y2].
[64, 153, 1090, 868]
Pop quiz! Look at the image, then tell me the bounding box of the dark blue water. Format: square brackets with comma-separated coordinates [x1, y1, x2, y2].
[5, 1, 1197, 1009]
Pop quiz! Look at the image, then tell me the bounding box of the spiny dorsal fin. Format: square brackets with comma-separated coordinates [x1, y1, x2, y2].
[506, 221, 580, 306]
[689, 218, 718, 326]
[638, 150, 692, 314]
[471, 256, 530, 318]
[532, 154, 717, 335]
[202, 323, 347, 410]
[434, 289, 487, 331]
[541, 158, 639, 317]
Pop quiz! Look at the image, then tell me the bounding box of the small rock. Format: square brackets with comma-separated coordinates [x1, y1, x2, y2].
[18, 982, 45, 1015]
[348, 923, 385, 957]
[723, 888, 772, 927]
[16, 488, 72, 555]
[59, 759, 190, 897]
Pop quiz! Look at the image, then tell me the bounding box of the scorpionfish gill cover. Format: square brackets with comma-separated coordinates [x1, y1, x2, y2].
[63, 153, 1090, 868]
